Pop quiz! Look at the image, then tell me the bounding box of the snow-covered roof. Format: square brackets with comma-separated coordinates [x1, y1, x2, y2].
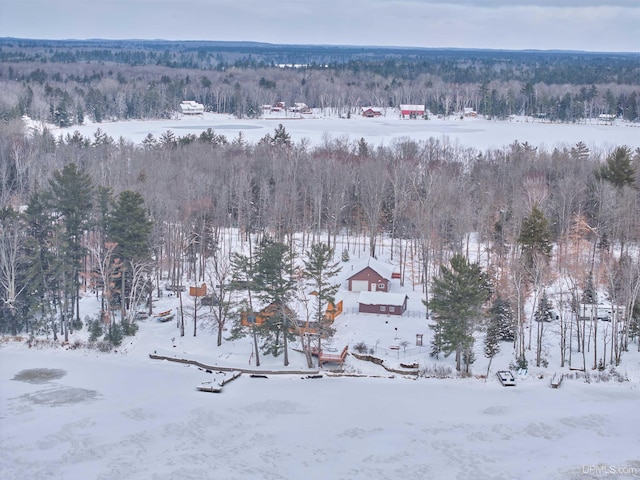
[399, 104, 425, 111]
[348, 257, 395, 281]
[358, 291, 407, 306]
[180, 101, 205, 114]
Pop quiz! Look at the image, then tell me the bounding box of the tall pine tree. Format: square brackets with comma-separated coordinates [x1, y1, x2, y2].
[107, 190, 153, 321]
[303, 242, 342, 324]
[489, 295, 516, 342]
[518, 205, 552, 268]
[48, 163, 93, 339]
[253, 236, 296, 364]
[428, 254, 491, 373]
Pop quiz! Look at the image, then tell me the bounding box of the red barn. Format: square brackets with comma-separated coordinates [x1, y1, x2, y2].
[399, 104, 425, 118]
[347, 261, 393, 292]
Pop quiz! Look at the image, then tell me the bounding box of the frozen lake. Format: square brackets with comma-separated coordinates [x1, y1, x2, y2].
[55, 112, 640, 152]
[1, 348, 639, 480]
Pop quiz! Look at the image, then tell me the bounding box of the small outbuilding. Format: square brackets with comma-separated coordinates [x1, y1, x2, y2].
[347, 259, 394, 292]
[358, 291, 408, 316]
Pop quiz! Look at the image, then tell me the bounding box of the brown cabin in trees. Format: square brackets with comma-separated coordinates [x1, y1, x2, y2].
[240, 302, 295, 327]
[324, 299, 343, 322]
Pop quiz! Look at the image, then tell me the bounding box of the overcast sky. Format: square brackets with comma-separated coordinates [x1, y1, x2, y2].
[1, 0, 639, 52]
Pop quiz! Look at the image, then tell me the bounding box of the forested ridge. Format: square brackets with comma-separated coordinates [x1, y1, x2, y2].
[1, 39, 639, 126]
[0, 40, 639, 371]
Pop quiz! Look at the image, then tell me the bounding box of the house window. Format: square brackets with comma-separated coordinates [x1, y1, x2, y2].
[247, 315, 256, 324]
[389, 306, 395, 313]
[378, 283, 385, 290]
[380, 306, 387, 312]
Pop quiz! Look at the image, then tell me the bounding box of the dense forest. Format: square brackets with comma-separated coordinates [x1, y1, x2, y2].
[1, 40, 639, 371]
[1, 39, 640, 125]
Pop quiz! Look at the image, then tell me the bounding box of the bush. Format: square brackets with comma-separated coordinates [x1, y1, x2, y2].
[510, 355, 528, 371]
[121, 319, 139, 336]
[88, 318, 103, 342]
[72, 317, 84, 331]
[95, 341, 113, 353]
[419, 363, 453, 379]
[341, 248, 350, 262]
[353, 341, 368, 354]
[104, 323, 124, 346]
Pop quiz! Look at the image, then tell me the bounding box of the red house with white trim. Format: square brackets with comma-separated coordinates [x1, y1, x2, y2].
[399, 104, 425, 118]
[361, 107, 383, 117]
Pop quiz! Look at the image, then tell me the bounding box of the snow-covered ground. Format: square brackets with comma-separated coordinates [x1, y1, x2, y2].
[2, 234, 640, 479]
[52, 110, 640, 152]
[2, 345, 638, 480]
[6, 114, 640, 478]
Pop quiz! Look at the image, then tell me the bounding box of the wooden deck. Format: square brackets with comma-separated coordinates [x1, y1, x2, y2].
[319, 345, 348, 368]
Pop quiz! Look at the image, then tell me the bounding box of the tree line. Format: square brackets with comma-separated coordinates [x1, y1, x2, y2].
[1, 42, 639, 125]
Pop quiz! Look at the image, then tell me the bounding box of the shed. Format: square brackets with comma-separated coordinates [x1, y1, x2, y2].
[358, 291, 408, 316]
[347, 259, 394, 292]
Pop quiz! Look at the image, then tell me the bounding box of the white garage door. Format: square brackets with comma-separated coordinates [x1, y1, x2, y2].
[351, 280, 369, 292]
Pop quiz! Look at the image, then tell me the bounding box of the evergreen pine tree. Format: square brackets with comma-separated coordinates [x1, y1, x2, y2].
[107, 190, 153, 319]
[21, 191, 62, 337]
[570, 141, 590, 160]
[484, 314, 501, 378]
[595, 146, 636, 190]
[48, 163, 94, 338]
[428, 253, 491, 372]
[489, 295, 516, 341]
[253, 236, 296, 363]
[581, 271, 598, 305]
[534, 289, 554, 367]
[272, 124, 292, 147]
[357, 138, 369, 157]
[518, 205, 552, 268]
[303, 242, 342, 324]
[108, 190, 152, 262]
[534, 290, 554, 323]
